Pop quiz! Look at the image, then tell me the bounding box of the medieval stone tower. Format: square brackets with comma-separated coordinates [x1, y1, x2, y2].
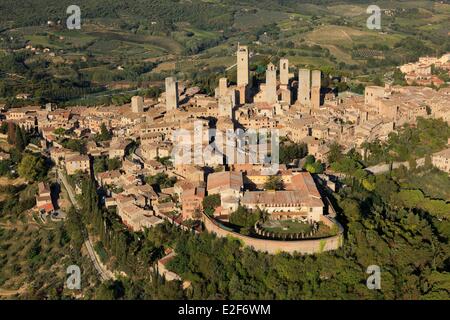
[237, 45, 249, 104]
[265, 62, 278, 104]
[218, 77, 228, 98]
[311, 70, 321, 109]
[279, 59, 291, 104]
[131, 96, 144, 113]
[298, 69, 311, 107]
[218, 95, 233, 119]
[280, 58, 289, 86]
[165, 77, 179, 111]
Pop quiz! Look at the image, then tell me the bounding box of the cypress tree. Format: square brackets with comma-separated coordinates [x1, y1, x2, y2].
[15, 125, 26, 151]
[7, 122, 16, 145]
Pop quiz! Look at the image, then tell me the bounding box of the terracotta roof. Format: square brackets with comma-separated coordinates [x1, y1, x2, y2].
[242, 190, 323, 208]
[38, 203, 54, 213]
[182, 187, 205, 199]
[207, 171, 243, 192]
[66, 154, 89, 162]
[289, 172, 321, 198]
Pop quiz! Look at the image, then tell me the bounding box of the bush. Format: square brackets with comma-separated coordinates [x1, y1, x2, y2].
[202, 194, 221, 216]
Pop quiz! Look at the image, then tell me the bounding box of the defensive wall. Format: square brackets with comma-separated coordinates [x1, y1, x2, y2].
[202, 214, 344, 255]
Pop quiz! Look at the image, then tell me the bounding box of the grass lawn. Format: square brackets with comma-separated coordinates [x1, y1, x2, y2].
[262, 219, 313, 234]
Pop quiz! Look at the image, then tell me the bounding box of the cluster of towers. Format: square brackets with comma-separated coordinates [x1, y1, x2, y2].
[298, 69, 322, 109]
[235, 44, 322, 108]
[152, 44, 321, 115]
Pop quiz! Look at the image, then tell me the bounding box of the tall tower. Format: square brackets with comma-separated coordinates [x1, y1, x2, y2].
[131, 96, 144, 113]
[237, 45, 249, 87]
[298, 69, 311, 107]
[218, 95, 233, 119]
[280, 58, 289, 86]
[311, 70, 321, 109]
[237, 45, 249, 104]
[265, 62, 278, 104]
[165, 77, 179, 111]
[218, 77, 228, 97]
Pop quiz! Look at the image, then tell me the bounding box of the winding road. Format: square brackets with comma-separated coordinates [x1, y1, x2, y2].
[57, 169, 114, 282]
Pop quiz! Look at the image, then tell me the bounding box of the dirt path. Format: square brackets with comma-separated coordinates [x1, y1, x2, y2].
[0, 286, 27, 297]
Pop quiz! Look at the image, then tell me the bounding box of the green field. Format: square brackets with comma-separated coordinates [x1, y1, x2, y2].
[1, 0, 449, 105]
[397, 168, 450, 201]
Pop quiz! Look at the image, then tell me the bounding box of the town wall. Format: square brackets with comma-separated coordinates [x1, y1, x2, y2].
[203, 214, 344, 254]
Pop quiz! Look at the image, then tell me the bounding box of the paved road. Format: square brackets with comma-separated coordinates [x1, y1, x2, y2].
[57, 170, 80, 210]
[57, 169, 114, 282]
[84, 239, 111, 281]
[225, 51, 256, 71]
[365, 157, 425, 174]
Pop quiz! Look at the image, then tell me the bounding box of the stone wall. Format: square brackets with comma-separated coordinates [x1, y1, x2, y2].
[202, 214, 344, 255]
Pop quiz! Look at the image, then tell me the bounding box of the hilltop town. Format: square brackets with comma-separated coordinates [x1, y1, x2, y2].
[0, 41, 450, 299]
[1, 0, 450, 302]
[2, 44, 449, 242]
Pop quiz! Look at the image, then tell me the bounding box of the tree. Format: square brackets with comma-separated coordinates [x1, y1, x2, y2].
[393, 189, 425, 209]
[97, 123, 112, 141]
[304, 155, 315, 166]
[62, 139, 86, 153]
[95, 280, 125, 300]
[145, 173, 176, 190]
[279, 142, 307, 164]
[305, 161, 324, 174]
[339, 198, 361, 222]
[108, 157, 122, 171]
[7, 122, 15, 145]
[65, 206, 84, 252]
[229, 205, 261, 228]
[264, 175, 284, 190]
[0, 160, 11, 176]
[93, 157, 107, 174]
[0, 122, 8, 134]
[327, 142, 344, 164]
[15, 126, 28, 152]
[53, 127, 65, 136]
[202, 194, 221, 216]
[374, 175, 399, 201]
[17, 153, 47, 181]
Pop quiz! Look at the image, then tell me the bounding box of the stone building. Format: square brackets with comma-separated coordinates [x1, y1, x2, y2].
[165, 77, 179, 111]
[237, 45, 249, 104]
[280, 58, 289, 86]
[131, 96, 144, 113]
[181, 186, 205, 220]
[265, 63, 278, 104]
[311, 70, 321, 109]
[65, 154, 91, 175]
[432, 148, 450, 174]
[241, 172, 324, 222]
[298, 69, 311, 107]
